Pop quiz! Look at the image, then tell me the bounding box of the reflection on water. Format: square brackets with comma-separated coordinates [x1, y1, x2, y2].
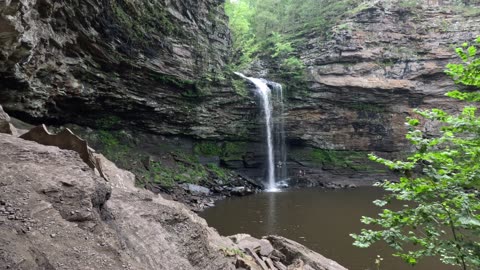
[200, 187, 455, 270]
[267, 190, 276, 233]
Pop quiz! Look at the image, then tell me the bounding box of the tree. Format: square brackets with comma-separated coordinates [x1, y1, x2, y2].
[351, 37, 480, 270]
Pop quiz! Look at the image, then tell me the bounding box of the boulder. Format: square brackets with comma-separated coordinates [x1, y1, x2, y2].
[230, 234, 275, 257]
[230, 186, 254, 196]
[265, 235, 348, 270]
[182, 184, 211, 196]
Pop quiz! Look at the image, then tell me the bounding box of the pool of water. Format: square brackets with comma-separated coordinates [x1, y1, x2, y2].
[200, 187, 455, 270]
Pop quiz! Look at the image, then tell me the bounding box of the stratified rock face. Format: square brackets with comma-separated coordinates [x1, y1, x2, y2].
[289, 3, 480, 152]
[239, 2, 480, 185]
[0, 0, 256, 140]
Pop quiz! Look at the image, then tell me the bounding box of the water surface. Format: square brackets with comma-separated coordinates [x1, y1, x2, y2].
[201, 187, 455, 270]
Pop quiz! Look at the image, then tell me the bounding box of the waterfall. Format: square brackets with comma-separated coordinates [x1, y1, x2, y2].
[235, 72, 287, 191]
[271, 82, 288, 183]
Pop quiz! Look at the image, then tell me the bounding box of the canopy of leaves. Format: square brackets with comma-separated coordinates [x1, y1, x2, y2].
[224, 0, 360, 70]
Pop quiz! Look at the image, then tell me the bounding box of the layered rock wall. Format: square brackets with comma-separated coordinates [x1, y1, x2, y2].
[0, 0, 257, 140]
[290, 2, 480, 152]
[2, 0, 480, 186]
[251, 2, 480, 185]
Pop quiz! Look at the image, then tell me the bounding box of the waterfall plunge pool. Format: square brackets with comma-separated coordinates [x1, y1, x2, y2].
[200, 187, 455, 270]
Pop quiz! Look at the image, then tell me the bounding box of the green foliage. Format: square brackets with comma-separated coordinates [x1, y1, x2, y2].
[232, 78, 249, 96]
[194, 142, 223, 157]
[225, 0, 259, 70]
[94, 116, 133, 165]
[224, 0, 362, 96]
[346, 2, 374, 16]
[398, 0, 421, 9]
[351, 38, 480, 270]
[446, 37, 480, 89]
[223, 142, 248, 160]
[149, 160, 208, 188]
[96, 116, 121, 129]
[206, 164, 229, 180]
[110, 0, 177, 46]
[194, 141, 247, 161]
[97, 130, 132, 166]
[280, 57, 305, 79]
[290, 148, 376, 171]
[152, 73, 196, 89]
[462, 6, 480, 17]
[221, 247, 247, 258]
[270, 32, 294, 58]
[147, 152, 236, 188]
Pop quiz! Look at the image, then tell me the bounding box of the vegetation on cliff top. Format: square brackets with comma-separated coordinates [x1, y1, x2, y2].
[225, 0, 480, 94]
[352, 37, 480, 270]
[225, 0, 359, 72]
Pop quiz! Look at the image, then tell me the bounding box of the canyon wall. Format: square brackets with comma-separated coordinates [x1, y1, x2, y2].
[0, 0, 256, 140]
[1, 0, 480, 186]
[250, 2, 480, 185]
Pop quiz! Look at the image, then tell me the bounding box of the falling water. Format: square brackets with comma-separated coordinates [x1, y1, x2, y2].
[271, 82, 287, 183]
[235, 72, 287, 191]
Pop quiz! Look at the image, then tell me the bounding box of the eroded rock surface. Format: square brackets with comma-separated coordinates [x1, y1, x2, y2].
[0, 133, 236, 270]
[266, 235, 347, 270]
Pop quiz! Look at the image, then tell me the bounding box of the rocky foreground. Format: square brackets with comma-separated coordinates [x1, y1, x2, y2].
[0, 109, 346, 270]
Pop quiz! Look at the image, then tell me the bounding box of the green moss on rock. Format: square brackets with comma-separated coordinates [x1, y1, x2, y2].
[291, 148, 377, 171]
[194, 141, 248, 161]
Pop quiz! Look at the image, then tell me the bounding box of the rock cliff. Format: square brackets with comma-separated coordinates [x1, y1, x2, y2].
[248, 1, 480, 185]
[0, 0, 271, 187]
[290, 2, 480, 151]
[0, 0, 256, 140]
[2, 0, 480, 187]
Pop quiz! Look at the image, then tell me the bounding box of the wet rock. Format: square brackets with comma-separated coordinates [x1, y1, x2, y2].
[276, 181, 289, 189]
[182, 184, 211, 196]
[230, 186, 254, 196]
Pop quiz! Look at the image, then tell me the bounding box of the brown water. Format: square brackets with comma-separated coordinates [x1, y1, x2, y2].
[200, 187, 456, 270]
